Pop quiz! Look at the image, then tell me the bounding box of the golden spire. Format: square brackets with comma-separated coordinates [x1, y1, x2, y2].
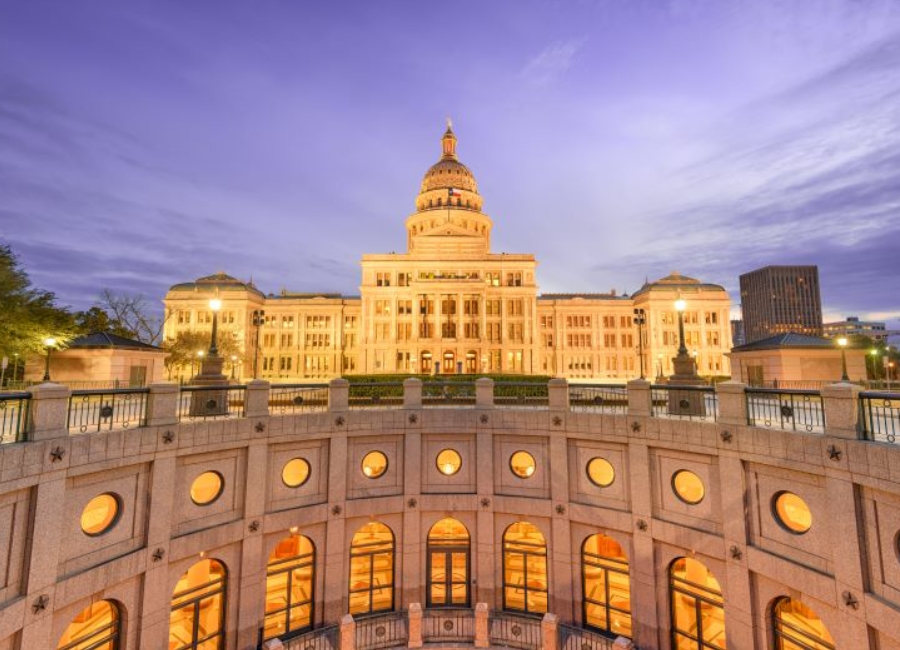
[441, 118, 457, 159]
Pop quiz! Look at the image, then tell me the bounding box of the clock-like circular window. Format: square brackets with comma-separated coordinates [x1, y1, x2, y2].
[282, 458, 311, 488]
[190, 471, 224, 506]
[81, 493, 121, 536]
[436, 449, 462, 476]
[361, 451, 388, 479]
[587, 457, 615, 487]
[672, 470, 705, 505]
[510, 451, 537, 478]
[773, 491, 812, 534]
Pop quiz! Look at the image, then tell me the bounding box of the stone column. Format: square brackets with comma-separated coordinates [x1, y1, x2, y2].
[329, 378, 350, 412]
[626, 379, 651, 418]
[548, 378, 569, 411]
[244, 379, 270, 418]
[716, 381, 748, 427]
[324, 427, 350, 621]
[718, 455, 754, 649]
[27, 382, 71, 441]
[476, 378, 494, 408]
[627, 442, 659, 649]
[404, 378, 423, 409]
[340, 614, 356, 650]
[474, 603, 490, 648]
[237, 441, 270, 647]
[541, 613, 558, 650]
[146, 383, 179, 426]
[408, 603, 423, 648]
[822, 382, 862, 439]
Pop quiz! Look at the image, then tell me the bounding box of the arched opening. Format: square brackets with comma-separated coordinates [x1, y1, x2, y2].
[264, 534, 315, 641]
[669, 557, 725, 650]
[443, 351, 455, 374]
[349, 522, 395, 616]
[58, 600, 120, 650]
[772, 597, 834, 649]
[427, 518, 471, 607]
[582, 534, 632, 638]
[465, 350, 477, 373]
[169, 559, 227, 650]
[421, 351, 433, 373]
[503, 522, 548, 615]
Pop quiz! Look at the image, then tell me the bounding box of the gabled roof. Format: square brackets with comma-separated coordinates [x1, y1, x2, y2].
[67, 332, 162, 351]
[732, 333, 837, 352]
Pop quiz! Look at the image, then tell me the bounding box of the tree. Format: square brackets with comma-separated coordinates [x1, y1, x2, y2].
[0, 245, 78, 356]
[74, 306, 137, 339]
[162, 330, 242, 379]
[98, 289, 169, 345]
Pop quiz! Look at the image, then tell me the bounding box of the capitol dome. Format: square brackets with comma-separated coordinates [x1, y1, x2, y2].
[418, 122, 480, 197]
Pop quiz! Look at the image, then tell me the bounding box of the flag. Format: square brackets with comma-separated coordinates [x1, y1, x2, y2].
[448, 188, 462, 197]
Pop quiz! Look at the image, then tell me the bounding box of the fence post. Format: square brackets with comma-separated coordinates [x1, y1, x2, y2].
[340, 614, 356, 650]
[548, 378, 569, 411]
[244, 379, 270, 418]
[474, 603, 489, 648]
[716, 380, 748, 426]
[28, 382, 71, 441]
[329, 378, 350, 412]
[476, 378, 494, 408]
[626, 378, 651, 418]
[822, 382, 862, 439]
[146, 383, 179, 426]
[408, 603, 423, 648]
[404, 378, 423, 409]
[541, 613, 558, 650]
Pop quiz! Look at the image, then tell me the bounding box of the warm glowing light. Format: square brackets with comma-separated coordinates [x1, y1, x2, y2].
[837, 337, 848, 348]
[44, 337, 57, 347]
[209, 298, 222, 311]
[197, 350, 205, 358]
[871, 349, 879, 356]
[674, 298, 686, 312]
[289, 525, 299, 533]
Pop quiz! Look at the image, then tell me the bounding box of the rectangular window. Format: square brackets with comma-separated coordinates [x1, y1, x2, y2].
[280, 334, 293, 347]
[375, 300, 390, 316]
[705, 311, 719, 325]
[177, 310, 191, 324]
[464, 322, 480, 338]
[398, 273, 411, 287]
[419, 322, 434, 338]
[621, 333, 633, 348]
[282, 315, 294, 328]
[463, 296, 479, 315]
[376, 272, 391, 287]
[486, 299, 501, 316]
[280, 356, 293, 371]
[706, 331, 720, 346]
[486, 272, 500, 286]
[441, 296, 457, 315]
[419, 298, 435, 315]
[398, 300, 413, 315]
[506, 272, 523, 286]
[540, 316, 553, 329]
[305, 316, 331, 329]
[397, 323, 412, 341]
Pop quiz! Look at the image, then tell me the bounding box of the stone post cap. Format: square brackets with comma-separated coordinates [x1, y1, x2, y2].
[403, 378, 423, 387]
[330, 378, 350, 388]
[715, 380, 747, 394]
[247, 379, 271, 387]
[475, 377, 494, 386]
[822, 382, 862, 397]
[30, 382, 71, 397]
[263, 639, 285, 650]
[541, 612, 559, 624]
[341, 613, 355, 625]
[148, 382, 180, 394]
[408, 602, 422, 614]
[626, 378, 650, 388]
[548, 378, 568, 387]
[475, 602, 489, 613]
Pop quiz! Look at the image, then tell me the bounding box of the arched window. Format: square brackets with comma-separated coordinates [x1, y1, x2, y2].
[264, 535, 316, 641]
[169, 559, 227, 650]
[58, 600, 120, 650]
[427, 518, 470, 607]
[772, 598, 834, 650]
[503, 522, 548, 615]
[349, 522, 395, 615]
[582, 534, 632, 638]
[669, 558, 725, 650]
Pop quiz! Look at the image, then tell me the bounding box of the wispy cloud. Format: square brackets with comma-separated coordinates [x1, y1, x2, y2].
[521, 38, 587, 86]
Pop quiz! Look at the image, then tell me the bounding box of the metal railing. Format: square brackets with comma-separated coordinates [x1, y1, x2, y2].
[569, 384, 628, 414]
[269, 384, 329, 414]
[494, 382, 549, 409]
[422, 608, 475, 643]
[422, 381, 476, 407]
[178, 385, 246, 421]
[558, 623, 615, 650]
[746, 388, 825, 433]
[489, 612, 542, 650]
[67, 388, 149, 434]
[355, 611, 408, 650]
[281, 624, 339, 650]
[349, 383, 405, 409]
[0, 392, 30, 444]
[651, 385, 718, 421]
[859, 392, 900, 444]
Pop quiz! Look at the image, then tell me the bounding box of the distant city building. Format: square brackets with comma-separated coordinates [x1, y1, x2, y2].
[730, 319, 745, 347]
[823, 316, 888, 342]
[739, 265, 822, 344]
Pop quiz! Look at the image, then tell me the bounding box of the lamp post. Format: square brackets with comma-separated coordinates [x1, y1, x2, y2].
[230, 355, 238, 380]
[251, 309, 265, 379]
[869, 349, 880, 383]
[633, 308, 646, 379]
[837, 337, 849, 381]
[889, 361, 895, 390]
[12, 353, 19, 386]
[42, 337, 57, 381]
[656, 353, 663, 381]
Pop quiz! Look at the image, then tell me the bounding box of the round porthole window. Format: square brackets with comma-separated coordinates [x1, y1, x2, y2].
[510, 451, 537, 478]
[586, 457, 615, 487]
[81, 493, 121, 536]
[361, 451, 388, 478]
[436, 449, 462, 476]
[282, 458, 311, 488]
[672, 470, 705, 505]
[190, 471, 224, 506]
[773, 491, 812, 534]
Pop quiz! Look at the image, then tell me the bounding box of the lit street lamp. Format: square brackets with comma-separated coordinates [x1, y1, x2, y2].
[251, 309, 265, 379]
[869, 349, 880, 382]
[837, 337, 849, 381]
[42, 337, 57, 381]
[230, 355, 238, 380]
[633, 308, 646, 379]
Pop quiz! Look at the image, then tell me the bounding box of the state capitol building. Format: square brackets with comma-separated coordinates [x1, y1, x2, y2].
[164, 124, 732, 381]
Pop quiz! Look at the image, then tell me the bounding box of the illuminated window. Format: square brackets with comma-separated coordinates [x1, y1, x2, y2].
[582, 534, 632, 637]
[436, 449, 462, 476]
[772, 492, 812, 534]
[427, 518, 470, 607]
[669, 558, 725, 650]
[282, 458, 311, 488]
[503, 522, 548, 615]
[361, 451, 388, 479]
[586, 458, 615, 488]
[190, 471, 224, 506]
[58, 600, 120, 650]
[264, 535, 315, 641]
[81, 493, 121, 536]
[672, 470, 705, 505]
[349, 522, 394, 615]
[169, 559, 226, 650]
[772, 597, 834, 650]
[510, 451, 536, 479]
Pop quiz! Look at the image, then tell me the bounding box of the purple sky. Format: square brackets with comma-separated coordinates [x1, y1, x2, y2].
[1, 1, 899, 335]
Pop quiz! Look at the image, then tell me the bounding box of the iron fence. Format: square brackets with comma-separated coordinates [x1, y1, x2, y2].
[178, 385, 246, 421]
[859, 392, 900, 444]
[489, 612, 542, 650]
[280, 624, 339, 650]
[650, 385, 718, 421]
[569, 384, 628, 414]
[745, 388, 825, 433]
[355, 611, 408, 650]
[422, 381, 476, 407]
[67, 388, 149, 434]
[348, 383, 405, 409]
[494, 382, 549, 409]
[421, 608, 475, 643]
[0, 392, 30, 444]
[558, 623, 615, 650]
[269, 384, 329, 414]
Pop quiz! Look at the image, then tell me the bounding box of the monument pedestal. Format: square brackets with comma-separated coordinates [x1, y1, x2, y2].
[663, 354, 707, 417]
[189, 355, 231, 417]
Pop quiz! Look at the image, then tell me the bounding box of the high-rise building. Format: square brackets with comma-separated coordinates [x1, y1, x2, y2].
[739, 265, 822, 344]
[823, 316, 889, 342]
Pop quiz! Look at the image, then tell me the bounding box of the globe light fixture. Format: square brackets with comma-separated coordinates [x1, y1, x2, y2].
[837, 337, 849, 381]
[42, 337, 57, 381]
